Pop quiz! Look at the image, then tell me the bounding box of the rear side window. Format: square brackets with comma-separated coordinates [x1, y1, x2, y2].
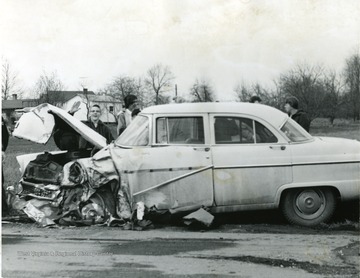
[156, 117, 204, 144]
[214, 117, 278, 144]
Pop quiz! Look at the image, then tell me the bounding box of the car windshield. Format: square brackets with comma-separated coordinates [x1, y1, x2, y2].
[115, 115, 149, 146]
[280, 118, 312, 142]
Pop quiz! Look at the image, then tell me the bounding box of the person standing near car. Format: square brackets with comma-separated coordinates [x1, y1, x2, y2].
[131, 108, 141, 120]
[2, 117, 10, 216]
[117, 94, 138, 136]
[284, 96, 311, 132]
[249, 95, 262, 104]
[53, 101, 82, 151]
[79, 104, 114, 150]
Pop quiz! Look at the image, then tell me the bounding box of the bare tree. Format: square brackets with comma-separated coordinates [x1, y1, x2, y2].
[234, 81, 269, 102]
[34, 71, 66, 105]
[145, 64, 175, 105]
[234, 82, 252, 102]
[105, 75, 145, 106]
[1, 60, 22, 100]
[190, 78, 215, 102]
[343, 53, 360, 121]
[323, 70, 345, 124]
[100, 75, 147, 122]
[276, 63, 327, 121]
[233, 81, 282, 107]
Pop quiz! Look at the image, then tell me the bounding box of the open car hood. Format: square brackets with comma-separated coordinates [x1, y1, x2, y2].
[12, 103, 107, 149]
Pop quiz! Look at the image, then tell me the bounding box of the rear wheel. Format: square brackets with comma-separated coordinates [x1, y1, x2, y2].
[281, 187, 337, 227]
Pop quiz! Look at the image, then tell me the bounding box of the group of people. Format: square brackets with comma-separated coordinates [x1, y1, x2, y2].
[249, 95, 310, 132]
[53, 94, 140, 152]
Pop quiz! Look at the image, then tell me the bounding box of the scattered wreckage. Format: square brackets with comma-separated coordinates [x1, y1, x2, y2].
[8, 102, 360, 228]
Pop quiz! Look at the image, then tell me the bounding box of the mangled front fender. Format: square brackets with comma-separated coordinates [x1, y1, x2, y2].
[73, 146, 120, 189]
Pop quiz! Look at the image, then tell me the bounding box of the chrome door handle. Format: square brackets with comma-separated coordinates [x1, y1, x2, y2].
[269, 145, 286, 150]
[193, 147, 210, 152]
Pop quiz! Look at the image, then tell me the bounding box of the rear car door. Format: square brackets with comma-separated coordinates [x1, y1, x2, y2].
[210, 114, 292, 208]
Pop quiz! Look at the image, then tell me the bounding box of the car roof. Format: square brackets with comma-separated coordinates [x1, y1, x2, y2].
[141, 102, 288, 129]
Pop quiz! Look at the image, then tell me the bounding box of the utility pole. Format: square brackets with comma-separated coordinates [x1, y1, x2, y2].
[174, 84, 178, 103]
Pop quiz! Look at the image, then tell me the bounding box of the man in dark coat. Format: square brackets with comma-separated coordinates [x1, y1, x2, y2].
[2, 117, 10, 216]
[79, 104, 114, 150]
[53, 101, 81, 151]
[284, 96, 311, 132]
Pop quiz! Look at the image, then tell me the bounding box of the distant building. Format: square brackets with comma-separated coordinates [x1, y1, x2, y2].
[63, 92, 122, 123]
[46, 88, 96, 107]
[2, 94, 39, 129]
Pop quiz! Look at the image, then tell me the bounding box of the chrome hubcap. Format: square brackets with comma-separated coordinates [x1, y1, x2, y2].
[295, 189, 325, 220]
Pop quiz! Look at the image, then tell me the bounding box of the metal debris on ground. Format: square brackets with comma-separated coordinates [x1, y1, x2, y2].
[183, 208, 215, 228]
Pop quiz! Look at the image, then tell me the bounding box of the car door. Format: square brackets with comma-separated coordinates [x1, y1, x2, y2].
[115, 114, 214, 212]
[210, 114, 292, 207]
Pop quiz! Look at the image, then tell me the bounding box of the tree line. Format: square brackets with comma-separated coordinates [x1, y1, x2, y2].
[234, 56, 360, 123]
[2, 52, 359, 123]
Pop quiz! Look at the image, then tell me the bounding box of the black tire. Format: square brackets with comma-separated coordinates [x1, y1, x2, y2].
[281, 187, 337, 227]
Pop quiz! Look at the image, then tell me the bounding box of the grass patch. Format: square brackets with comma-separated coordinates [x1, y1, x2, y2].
[310, 125, 360, 141]
[310, 118, 360, 140]
[3, 137, 59, 187]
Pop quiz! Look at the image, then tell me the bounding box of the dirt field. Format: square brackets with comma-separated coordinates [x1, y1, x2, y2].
[2, 221, 359, 277]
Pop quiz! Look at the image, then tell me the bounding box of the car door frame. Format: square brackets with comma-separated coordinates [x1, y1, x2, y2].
[209, 113, 293, 212]
[125, 112, 215, 212]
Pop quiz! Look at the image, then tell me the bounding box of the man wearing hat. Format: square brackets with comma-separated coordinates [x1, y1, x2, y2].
[117, 94, 138, 136]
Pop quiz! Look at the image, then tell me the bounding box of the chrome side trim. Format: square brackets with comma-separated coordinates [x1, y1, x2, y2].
[214, 160, 359, 170]
[292, 160, 360, 166]
[214, 164, 291, 169]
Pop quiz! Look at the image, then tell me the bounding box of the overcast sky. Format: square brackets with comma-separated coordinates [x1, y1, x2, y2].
[1, 0, 359, 101]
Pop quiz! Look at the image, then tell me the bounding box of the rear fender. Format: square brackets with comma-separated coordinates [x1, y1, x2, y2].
[275, 182, 342, 206]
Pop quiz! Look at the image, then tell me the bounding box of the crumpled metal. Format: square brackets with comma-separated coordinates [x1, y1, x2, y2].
[182, 208, 214, 228]
[71, 147, 119, 189]
[19, 180, 61, 201]
[10, 141, 137, 227]
[23, 199, 60, 227]
[117, 179, 132, 220]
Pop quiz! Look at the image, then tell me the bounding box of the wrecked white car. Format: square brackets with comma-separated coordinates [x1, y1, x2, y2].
[12, 102, 360, 227]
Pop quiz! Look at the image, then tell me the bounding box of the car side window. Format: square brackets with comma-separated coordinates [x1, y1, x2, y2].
[214, 117, 277, 144]
[156, 117, 204, 144]
[214, 117, 253, 144]
[255, 121, 278, 143]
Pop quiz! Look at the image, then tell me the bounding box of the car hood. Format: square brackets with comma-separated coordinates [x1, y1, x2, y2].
[12, 103, 107, 149]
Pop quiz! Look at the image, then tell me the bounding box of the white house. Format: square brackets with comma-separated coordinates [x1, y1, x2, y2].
[49, 89, 122, 123]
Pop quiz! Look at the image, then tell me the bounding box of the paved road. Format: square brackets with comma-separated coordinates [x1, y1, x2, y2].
[2, 223, 359, 277]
